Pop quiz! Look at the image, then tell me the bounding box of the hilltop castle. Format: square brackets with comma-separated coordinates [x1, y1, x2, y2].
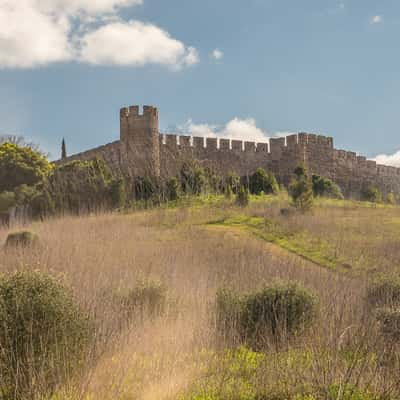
[61, 105, 400, 197]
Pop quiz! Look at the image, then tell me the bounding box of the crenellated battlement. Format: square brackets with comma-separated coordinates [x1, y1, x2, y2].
[61, 104, 400, 198]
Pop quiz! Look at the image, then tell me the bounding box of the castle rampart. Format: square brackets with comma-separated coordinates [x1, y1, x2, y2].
[59, 105, 400, 198]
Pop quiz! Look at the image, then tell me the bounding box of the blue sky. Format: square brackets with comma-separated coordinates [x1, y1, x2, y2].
[0, 0, 399, 164]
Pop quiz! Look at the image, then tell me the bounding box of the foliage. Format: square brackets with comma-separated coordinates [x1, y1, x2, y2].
[312, 174, 343, 199]
[109, 178, 127, 208]
[180, 161, 207, 195]
[236, 186, 250, 207]
[0, 271, 92, 399]
[362, 186, 382, 203]
[216, 282, 318, 346]
[167, 177, 181, 201]
[0, 142, 52, 193]
[366, 276, 400, 309]
[5, 231, 39, 248]
[0, 191, 16, 212]
[112, 279, 167, 321]
[47, 158, 113, 213]
[387, 192, 396, 205]
[250, 168, 279, 195]
[226, 171, 240, 194]
[290, 166, 314, 212]
[225, 184, 233, 200]
[376, 308, 400, 341]
[61, 138, 67, 159]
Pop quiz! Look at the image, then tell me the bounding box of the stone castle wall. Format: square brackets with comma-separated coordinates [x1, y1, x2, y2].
[59, 105, 400, 198]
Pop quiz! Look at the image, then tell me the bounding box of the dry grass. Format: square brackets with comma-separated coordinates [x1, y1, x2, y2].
[0, 199, 400, 399]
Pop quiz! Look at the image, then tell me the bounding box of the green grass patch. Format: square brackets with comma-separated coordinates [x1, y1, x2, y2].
[213, 216, 345, 271]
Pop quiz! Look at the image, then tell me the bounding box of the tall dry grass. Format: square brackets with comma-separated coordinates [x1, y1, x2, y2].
[0, 201, 399, 399]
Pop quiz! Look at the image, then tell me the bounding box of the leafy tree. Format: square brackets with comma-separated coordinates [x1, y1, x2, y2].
[134, 176, 158, 202]
[312, 174, 343, 199]
[180, 161, 206, 195]
[0, 143, 52, 192]
[61, 138, 67, 160]
[289, 165, 314, 212]
[362, 186, 382, 203]
[250, 168, 279, 195]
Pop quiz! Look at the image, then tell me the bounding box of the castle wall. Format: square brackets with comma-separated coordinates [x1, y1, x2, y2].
[59, 105, 400, 198]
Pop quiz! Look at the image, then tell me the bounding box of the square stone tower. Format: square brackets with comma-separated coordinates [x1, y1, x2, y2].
[120, 105, 161, 178]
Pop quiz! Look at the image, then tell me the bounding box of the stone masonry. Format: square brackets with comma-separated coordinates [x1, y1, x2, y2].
[60, 105, 400, 198]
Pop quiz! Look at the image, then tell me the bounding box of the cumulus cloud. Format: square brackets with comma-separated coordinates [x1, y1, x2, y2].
[211, 48, 223, 61]
[80, 21, 198, 67]
[371, 15, 383, 24]
[178, 118, 294, 144]
[0, 0, 198, 69]
[373, 150, 400, 167]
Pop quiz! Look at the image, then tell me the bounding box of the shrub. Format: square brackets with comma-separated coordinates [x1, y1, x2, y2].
[216, 282, 318, 346]
[5, 231, 39, 248]
[226, 171, 240, 194]
[166, 177, 181, 201]
[362, 186, 382, 203]
[134, 176, 159, 202]
[180, 161, 206, 195]
[113, 279, 167, 322]
[376, 308, 400, 342]
[240, 282, 318, 343]
[236, 186, 249, 207]
[0, 271, 92, 399]
[312, 174, 343, 199]
[0, 191, 16, 212]
[250, 168, 279, 195]
[109, 178, 126, 208]
[366, 276, 400, 309]
[387, 192, 397, 205]
[289, 166, 314, 212]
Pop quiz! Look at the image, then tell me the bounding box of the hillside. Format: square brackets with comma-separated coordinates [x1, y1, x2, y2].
[1, 196, 400, 399]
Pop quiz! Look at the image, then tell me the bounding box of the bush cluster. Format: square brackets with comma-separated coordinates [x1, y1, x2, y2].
[216, 282, 318, 347]
[0, 271, 92, 399]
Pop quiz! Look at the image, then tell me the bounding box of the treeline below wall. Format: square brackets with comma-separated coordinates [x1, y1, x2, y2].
[0, 141, 396, 225]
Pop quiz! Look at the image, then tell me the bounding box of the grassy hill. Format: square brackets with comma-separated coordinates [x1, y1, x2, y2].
[1, 196, 400, 399]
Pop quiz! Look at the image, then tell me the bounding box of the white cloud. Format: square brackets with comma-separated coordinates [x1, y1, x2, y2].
[373, 150, 400, 167]
[211, 48, 223, 61]
[80, 20, 199, 67]
[179, 118, 294, 143]
[0, 0, 198, 69]
[371, 15, 383, 24]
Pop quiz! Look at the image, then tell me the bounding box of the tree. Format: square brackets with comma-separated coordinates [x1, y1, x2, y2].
[289, 165, 314, 212]
[249, 168, 279, 195]
[0, 143, 52, 192]
[236, 186, 249, 207]
[362, 186, 382, 203]
[61, 138, 67, 160]
[387, 192, 396, 205]
[312, 174, 343, 199]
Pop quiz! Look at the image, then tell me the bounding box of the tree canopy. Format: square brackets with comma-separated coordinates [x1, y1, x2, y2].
[0, 142, 52, 192]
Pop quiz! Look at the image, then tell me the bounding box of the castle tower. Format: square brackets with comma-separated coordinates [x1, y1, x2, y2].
[120, 105, 161, 178]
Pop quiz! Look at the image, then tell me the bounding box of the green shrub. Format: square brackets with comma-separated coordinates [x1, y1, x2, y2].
[0, 191, 16, 212]
[109, 178, 126, 208]
[289, 166, 314, 212]
[113, 279, 167, 321]
[5, 231, 39, 248]
[240, 283, 318, 342]
[236, 186, 249, 207]
[312, 175, 343, 199]
[0, 271, 92, 399]
[216, 282, 318, 346]
[387, 192, 397, 205]
[250, 168, 279, 195]
[366, 276, 400, 308]
[180, 161, 207, 195]
[376, 308, 400, 341]
[167, 177, 181, 201]
[362, 186, 382, 203]
[226, 171, 240, 194]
